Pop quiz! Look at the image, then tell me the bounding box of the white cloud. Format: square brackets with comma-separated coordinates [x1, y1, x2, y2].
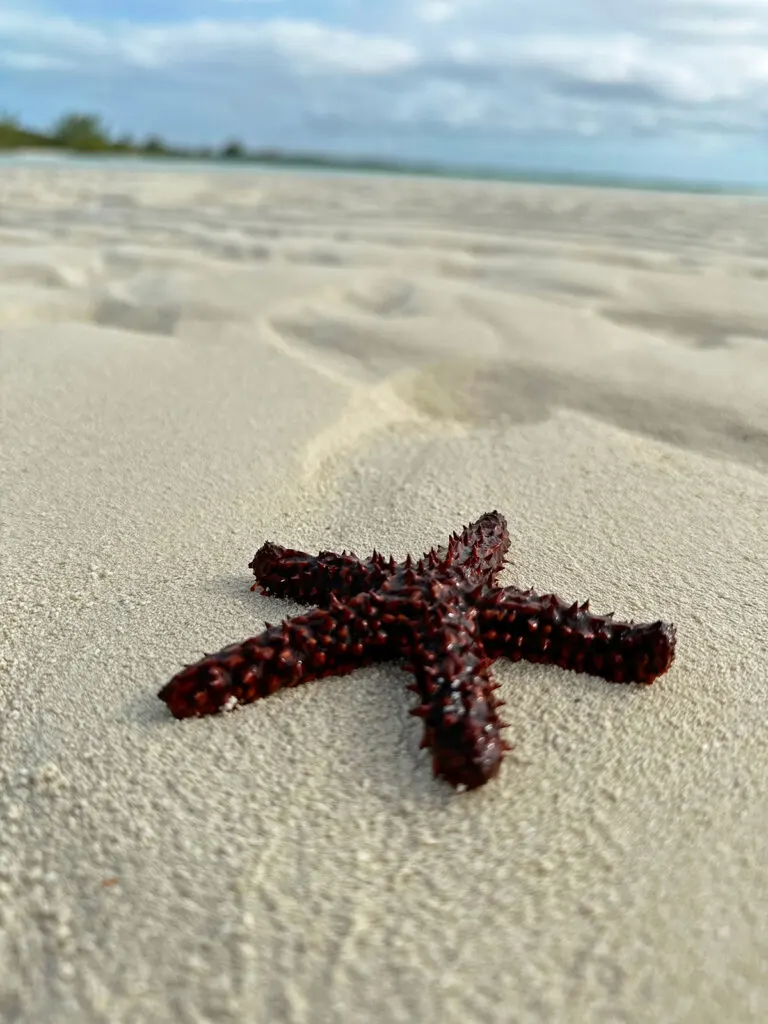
[430, 27, 768, 108]
[0, 49, 72, 70]
[1, 1, 767, 145]
[0, 10, 110, 55]
[253, 20, 417, 74]
[0, 11, 416, 75]
[670, 0, 768, 8]
[392, 79, 487, 125]
[418, 1, 461, 23]
[661, 16, 766, 34]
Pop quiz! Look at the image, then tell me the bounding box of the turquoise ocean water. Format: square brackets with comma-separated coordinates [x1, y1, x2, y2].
[0, 150, 763, 197]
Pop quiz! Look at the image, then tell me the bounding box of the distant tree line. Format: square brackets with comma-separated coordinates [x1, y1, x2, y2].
[0, 111, 246, 160]
[0, 110, 437, 176]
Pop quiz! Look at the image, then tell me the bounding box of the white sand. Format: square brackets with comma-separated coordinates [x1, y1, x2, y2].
[1, 164, 767, 1023]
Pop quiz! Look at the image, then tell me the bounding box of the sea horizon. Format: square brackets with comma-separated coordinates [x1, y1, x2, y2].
[1, 148, 764, 199]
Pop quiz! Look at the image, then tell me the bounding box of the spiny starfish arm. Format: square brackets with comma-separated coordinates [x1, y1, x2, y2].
[249, 511, 510, 606]
[158, 593, 394, 719]
[426, 510, 511, 588]
[249, 542, 393, 604]
[405, 596, 509, 790]
[476, 588, 676, 684]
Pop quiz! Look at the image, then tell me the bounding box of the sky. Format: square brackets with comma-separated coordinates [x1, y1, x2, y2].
[2, 0, 768, 185]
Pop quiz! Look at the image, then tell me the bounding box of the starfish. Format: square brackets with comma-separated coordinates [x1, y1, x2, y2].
[158, 511, 676, 790]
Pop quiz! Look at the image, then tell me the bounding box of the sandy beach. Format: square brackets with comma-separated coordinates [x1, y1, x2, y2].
[1, 164, 767, 1023]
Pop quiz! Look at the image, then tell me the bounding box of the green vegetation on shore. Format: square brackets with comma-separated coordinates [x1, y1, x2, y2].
[0, 111, 439, 176]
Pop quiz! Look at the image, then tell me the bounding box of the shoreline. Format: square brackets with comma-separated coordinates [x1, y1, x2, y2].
[1, 147, 765, 199]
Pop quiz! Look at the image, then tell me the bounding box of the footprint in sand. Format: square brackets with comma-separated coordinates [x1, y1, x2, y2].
[268, 273, 501, 382]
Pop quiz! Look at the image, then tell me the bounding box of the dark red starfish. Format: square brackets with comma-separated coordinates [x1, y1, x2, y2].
[158, 511, 676, 790]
